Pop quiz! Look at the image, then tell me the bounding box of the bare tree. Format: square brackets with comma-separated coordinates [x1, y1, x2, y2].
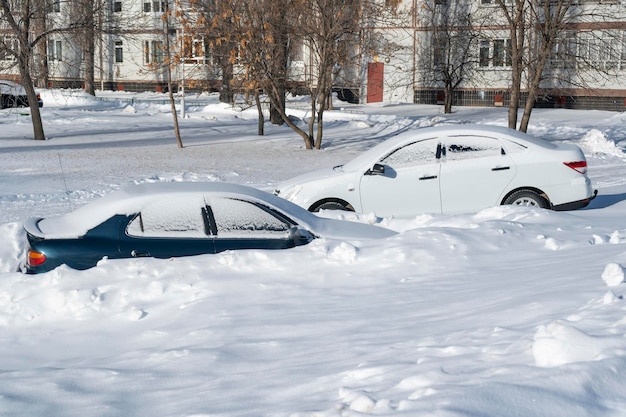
[1, 0, 105, 139]
[31, 0, 48, 88]
[190, 0, 405, 149]
[198, 0, 240, 105]
[1, 0, 48, 140]
[423, 0, 482, 113]
[79, 0, 97, 95]
[493, 0, 619, 132]
[300, 0, 362, 148]
[163, 0, 184, 148]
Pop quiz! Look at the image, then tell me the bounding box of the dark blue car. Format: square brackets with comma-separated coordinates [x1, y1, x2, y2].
[22, 182, 396, 273]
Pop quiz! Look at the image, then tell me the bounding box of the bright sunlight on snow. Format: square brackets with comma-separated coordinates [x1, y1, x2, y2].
[1, 89, 626, 417]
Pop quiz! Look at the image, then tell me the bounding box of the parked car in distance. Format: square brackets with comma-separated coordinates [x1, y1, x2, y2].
[0, 80, 43, 109]
[22, 182, 396, 273]
[275, 125, 596, 218]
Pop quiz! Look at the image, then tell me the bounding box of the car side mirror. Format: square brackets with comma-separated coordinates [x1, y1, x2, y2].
[366, 163, 385, 176]
[289, 226, 315, 245]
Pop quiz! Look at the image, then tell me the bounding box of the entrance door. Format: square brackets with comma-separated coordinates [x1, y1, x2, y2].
[367, 62, 384, 103]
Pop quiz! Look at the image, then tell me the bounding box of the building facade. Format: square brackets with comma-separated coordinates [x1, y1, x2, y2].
[1, 0, 625, 110]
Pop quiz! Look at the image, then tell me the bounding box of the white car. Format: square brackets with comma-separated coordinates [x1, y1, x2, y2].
[275, 125, 596, 217]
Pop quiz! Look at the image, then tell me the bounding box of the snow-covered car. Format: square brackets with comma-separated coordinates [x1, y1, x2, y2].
[0, 80, 43, 109]
[22, 182, 396, 273]
[275, 125, 596, 217]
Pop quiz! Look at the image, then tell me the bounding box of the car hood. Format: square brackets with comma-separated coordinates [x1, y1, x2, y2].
[301, 215, 397, 240]
[275, 166, 347, 200]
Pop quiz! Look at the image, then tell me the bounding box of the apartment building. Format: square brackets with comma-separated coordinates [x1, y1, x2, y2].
[1, 0, 625, 110]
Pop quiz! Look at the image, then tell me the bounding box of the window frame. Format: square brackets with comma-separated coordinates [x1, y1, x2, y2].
[114, 40, 123, 63]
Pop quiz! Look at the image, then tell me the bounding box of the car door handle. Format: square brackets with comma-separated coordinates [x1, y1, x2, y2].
[131, 250, 150, 257]
[419, 175, 438, 180]
[491, 166, 511, 171]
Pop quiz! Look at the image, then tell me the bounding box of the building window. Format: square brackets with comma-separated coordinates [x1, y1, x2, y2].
[144, 1, 165, 12]
[115, 41, 123, 63]
[48, 39, 62, 61]
[153, 1, 165, 12]
[144, 40, 164, 64]
[505, 39, 512, 66]
[433, 36, 447, 67]
[114, 1, 122, 12]
[560, 35, 576, 69]
[493, 39, 505, 66]
[479, 39, 511, 67]
[621, 31, 626, 63]
[479, 40, 490, 67]
[0, 36, 17, 61]
[48, 0, 61, 12]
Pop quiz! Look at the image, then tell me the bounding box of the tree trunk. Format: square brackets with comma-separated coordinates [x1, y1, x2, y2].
[83, 3, 96, 96]
[519, 29, 555, 133]
[315, 106, 325, 150]
[21, 68, 46, 140]
[267, 87, 313, 148]
[32, 0, 49, 89]
[163, 9, 183, 149]
[219, 62, 234, 105]
[308, 93, 316, 141]
[255, 88, 264, 136]
[444, 84, 453, 114]
[270, 81, 285, 125]
[167, 77, 184, 148]
[508, 33, 522, 130]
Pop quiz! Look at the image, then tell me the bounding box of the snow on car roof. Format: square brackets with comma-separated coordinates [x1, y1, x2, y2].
[0, 80, 25, 95]
[33, 182, 312, 238]
[31, 182, 395, 240]
[342, 124, 556, 172]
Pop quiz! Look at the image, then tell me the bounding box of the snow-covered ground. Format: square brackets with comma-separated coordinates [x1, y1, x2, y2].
[1, 90, 626, 416]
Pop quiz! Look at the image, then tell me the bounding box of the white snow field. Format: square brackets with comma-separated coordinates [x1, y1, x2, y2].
[1, 89, 626, 417]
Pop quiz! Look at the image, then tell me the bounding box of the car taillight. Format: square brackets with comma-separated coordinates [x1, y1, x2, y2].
[564, 161, 587, 174]
[28, 250, 47, 267]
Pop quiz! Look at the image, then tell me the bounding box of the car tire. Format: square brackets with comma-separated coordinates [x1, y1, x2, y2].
[503, 190, 550, 209]
[311, 201, 354, 212]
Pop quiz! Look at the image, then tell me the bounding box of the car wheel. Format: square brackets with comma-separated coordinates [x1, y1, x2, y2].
[504, 190, 550, 209]
[311, 200, 354, 212]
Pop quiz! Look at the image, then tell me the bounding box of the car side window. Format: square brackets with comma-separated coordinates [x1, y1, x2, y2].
[126, 195, 208, 238]
[502, 139, 527, 153]
[379, 138, 438, 168]
[209, 197, 292, 238]
[444, 136, 502, 161]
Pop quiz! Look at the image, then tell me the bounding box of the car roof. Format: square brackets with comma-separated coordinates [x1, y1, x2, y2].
[0, 80, 24, 95]
[27, 181, 396, 241]
[342, 124, 556, 171]
[33, 182, 316, 238]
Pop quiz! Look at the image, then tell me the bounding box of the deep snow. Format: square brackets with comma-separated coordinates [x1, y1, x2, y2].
[1, 89, 626, 417]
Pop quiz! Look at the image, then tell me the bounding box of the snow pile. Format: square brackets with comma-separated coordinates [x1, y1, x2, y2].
[601, 262, 625, 286]
[532, 321, 601, 367]
[3, 90, 626, 416]
[578, 129, 625, 157]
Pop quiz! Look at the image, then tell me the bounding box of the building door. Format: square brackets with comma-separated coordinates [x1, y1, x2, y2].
[367, 62, 384, 103]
